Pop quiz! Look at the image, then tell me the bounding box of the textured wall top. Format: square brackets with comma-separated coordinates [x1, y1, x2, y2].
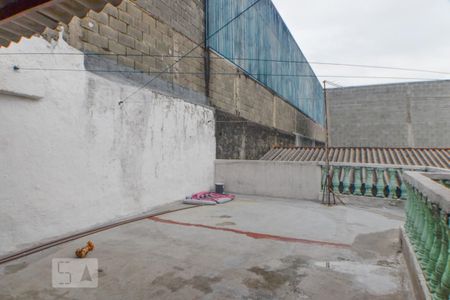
[207, 0, 325, 125]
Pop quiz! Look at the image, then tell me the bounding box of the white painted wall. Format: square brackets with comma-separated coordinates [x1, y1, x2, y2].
[215, 160, 321, 200]
[0, 36, 215, 256]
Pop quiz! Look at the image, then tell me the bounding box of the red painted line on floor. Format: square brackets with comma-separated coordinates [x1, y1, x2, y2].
[149, 216, 351, 249]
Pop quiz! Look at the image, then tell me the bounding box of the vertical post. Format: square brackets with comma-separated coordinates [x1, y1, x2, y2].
[203, 0, 211, 103]
[323, 80, 331, 205]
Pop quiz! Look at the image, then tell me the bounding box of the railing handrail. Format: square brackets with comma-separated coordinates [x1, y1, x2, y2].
[403, 171, 450, 213]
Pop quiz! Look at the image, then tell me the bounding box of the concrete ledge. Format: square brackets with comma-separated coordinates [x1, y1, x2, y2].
[215, 160, 321, 201]
[400, 227, 432, 300]
[403, 172, 450, 212]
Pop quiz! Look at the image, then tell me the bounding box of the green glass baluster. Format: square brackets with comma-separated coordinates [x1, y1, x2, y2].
[410, 187, 419, 239]
[342, 167, 351, 194]
[423, 203, 437, 277]
[332, 167, 340, 193]
[418, 196, 430, 265]
[354, 167, 362, 196]
[409, 188, 419, 239]
[434, 214, 450, 300]
[365, 167, 375, 197]
[388, 169, 398, 199]
[414, 194, 426, 251]
[428, 206, 443, 292]
[349, 168, 355, 194]
[405, 183, 414, 234]
[410, 189, 421, 248]
[375, 168, 385, 198]
[400, 170, 408, 200]
[417, 200, 427, 263]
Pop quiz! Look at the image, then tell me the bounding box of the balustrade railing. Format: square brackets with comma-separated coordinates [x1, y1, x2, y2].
[320, 163, 420, 199]
[403, 171, 450, 300]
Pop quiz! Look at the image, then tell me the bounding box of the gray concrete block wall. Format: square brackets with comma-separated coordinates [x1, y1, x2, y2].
[63, 0, 206, 96]
[328, 81, 450, 148]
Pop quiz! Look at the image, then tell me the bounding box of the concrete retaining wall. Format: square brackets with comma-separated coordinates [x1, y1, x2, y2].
[215, 160, 321, 200]
[0, 36, 215, 256]
[210, 51, 326, 159]
[328, 81, 450, 147]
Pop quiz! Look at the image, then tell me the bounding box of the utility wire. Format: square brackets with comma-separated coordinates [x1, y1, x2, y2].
[3, 52, 450, 76]
[11, 67, 445, 81]
[118, 0, 263, 105]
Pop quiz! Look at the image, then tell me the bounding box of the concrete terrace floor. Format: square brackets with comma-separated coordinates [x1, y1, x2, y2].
[0, 196, 413, 300]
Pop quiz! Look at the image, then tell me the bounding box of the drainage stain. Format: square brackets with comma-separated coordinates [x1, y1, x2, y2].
[214, 215, 232, 219]
[245, 267, 290, 290]
[243, 256, 307, 294]
[313, 260, 400, 295]
[4, 262, 28, 275]
[215, 222, 236, 226]
[352, 229, 400, 259]
[151, 272, 221, 294]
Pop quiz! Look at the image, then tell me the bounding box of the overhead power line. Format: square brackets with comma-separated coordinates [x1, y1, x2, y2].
[2, 52, 450, 76]
[11, 67, 446, 82]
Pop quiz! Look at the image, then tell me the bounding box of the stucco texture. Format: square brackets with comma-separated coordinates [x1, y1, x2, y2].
[0, 35, 215, 256]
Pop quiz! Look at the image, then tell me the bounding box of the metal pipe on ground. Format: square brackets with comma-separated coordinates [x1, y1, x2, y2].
[0, 204, 197, 265]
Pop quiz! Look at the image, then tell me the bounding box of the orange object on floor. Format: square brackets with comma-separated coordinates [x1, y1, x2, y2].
[75, 240, 95, 258]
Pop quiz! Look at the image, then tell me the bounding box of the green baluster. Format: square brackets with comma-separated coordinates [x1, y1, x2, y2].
[418, 196, 430, 264]
[354, 167, 362, 195]
[388, 169, 399, 199]
[342, 167, 351, 194]
[409, 187, 419, 238]
[434, 214, 450, 300]
[409, 187, 420, 239]
[414, 194, 426, 251]
[405, 183, 414, 234]
[332, 167, 340, 193]
[428, 206, 444, 292]
[400, 170, 408, 200]
[375, 168, 385, 198]
[423, 203, 437, 277]
[365, 167, 375, 197]
[410, 189, 421, 247]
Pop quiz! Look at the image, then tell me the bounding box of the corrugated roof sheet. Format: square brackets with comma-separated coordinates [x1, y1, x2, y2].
[260, 147, 450, 169]
[0, 0, 123, 47]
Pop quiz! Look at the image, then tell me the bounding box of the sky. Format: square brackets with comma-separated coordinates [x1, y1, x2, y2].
[271, 0, 450, 87]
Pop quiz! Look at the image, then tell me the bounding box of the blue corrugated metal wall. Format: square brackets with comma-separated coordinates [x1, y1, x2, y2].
[207, 0, 325, 125]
